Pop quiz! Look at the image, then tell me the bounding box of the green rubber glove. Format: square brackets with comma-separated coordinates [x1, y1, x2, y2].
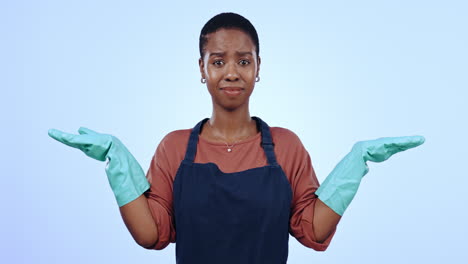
[48, 127, 150, 207]
[315, 135, 425, 216]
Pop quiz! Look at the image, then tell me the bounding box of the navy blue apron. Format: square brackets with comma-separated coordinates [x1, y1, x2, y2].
[173, 116, 293, 264]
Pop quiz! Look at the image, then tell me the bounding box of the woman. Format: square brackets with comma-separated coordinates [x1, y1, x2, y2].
[48, 12, 424, 264]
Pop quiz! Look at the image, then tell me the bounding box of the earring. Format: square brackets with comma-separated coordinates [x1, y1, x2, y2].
[201, 78, 206, 84]
[255, 76, 260, 82]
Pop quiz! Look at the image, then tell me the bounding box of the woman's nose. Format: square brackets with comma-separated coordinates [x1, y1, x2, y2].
[224, 62, 240, 81]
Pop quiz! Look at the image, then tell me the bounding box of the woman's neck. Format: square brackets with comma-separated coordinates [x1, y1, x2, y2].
[202, 105, 258, 143]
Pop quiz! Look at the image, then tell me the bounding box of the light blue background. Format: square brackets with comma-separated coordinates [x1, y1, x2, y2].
[2, 0, 467, 263]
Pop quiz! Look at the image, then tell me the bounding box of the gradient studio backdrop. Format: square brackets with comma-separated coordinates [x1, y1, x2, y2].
[3, 0, 467, 263]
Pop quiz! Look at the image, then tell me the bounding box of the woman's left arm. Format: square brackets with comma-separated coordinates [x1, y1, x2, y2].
[315, 136, 425, 216]
[312, 199, 341, 243]
[312, 136, 425, 242]
[278, 128, 338, 251]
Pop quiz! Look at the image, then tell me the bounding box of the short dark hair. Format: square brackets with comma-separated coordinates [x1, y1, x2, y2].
[199, 12, 259, 59]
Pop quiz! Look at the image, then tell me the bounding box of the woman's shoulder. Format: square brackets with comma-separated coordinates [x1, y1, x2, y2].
[153, 129, 192, 162]
[270, 126, 302, 143]
[269, 126, 306, 153]
[159, 129, 191, 149]
[163, 129, 191, 141]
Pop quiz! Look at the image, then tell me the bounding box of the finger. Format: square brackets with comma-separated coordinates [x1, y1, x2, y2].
[391, 135, 425, 148]
[48, 128, 66, 141]
[402, 135, 425, 148]
[78, 127, 99, 135]
[377, 135, 425, 153]
[48, 128, 82, 148]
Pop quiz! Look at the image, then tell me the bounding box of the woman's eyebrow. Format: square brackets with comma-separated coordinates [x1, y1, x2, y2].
[236, 51, 253, 56]
[209, 52, 225, 57]
[208, 51, 253, 57]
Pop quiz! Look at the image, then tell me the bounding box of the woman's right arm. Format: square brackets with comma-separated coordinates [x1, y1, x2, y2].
[48, 127, 176, 249]
[128, 131, 184, 250]
[119, 194, 159, 249]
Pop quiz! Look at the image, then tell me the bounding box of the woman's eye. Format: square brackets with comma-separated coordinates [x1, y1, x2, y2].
[239, 59, 250, 65]
[213, 60, 224, 66]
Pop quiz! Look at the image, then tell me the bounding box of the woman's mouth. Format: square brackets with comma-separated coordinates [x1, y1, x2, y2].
[220, 87, 244, 96]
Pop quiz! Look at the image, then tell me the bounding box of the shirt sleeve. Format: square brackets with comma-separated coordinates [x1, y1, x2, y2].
[143, 136, 178, 250]
[274, 128, 336, 251]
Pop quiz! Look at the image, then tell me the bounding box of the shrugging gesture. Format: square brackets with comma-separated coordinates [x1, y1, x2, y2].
[48, 127, 150, 207]
[316, 136, 425, 216]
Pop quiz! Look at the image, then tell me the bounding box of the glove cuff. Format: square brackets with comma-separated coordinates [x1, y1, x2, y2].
[105, 136, 150, 207]
[315, 148, 369, 216]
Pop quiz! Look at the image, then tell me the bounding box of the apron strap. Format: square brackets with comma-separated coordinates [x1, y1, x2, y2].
[252, 116, 278, 166]
[183, 118, 209, 163]
[183, 117, 278, 166]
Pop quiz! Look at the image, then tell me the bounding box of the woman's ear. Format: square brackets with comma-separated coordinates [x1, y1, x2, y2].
[256, 56, 261, 77]
[198, 57, 205, 79]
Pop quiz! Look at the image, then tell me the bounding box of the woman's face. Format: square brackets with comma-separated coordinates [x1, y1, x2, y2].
[199, 28, 260, 111]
